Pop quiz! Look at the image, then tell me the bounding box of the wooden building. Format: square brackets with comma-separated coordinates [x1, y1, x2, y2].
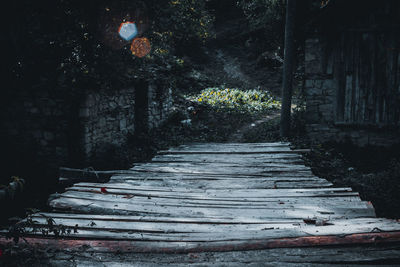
[304, 0, 400, 146]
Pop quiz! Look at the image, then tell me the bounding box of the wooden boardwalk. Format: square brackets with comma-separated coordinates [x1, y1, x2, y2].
[2, 142, 400, 258]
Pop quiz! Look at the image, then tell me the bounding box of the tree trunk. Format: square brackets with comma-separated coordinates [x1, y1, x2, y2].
[280, 0, 297, 137]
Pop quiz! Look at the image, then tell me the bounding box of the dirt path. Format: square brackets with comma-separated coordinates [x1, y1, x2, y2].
[228, 110, 280, 142]
[215, 49, 258, 89]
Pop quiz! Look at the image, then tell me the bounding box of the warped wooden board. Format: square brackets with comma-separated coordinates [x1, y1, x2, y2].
[52, 190, 371, 209]
[167, 142, 291, 150]
[16, 217, 400, 241]
[174, 142, 291, 147]
[111, 171, 318, 181]
[23, 244, 400, 266]
[109, 177, 333, 189]
[80, 176, 334, 191]
[154, 152, 303, 158]
[2, 232, 400, 255]
[2, 234, 400, 260]
[66, 184, 358, 198]
[110, 174, 325, 182]
[29, 212, 310, 224]
[137, 161, 307, 169]
[159, 143, 308, 154]
[109, 175, 332, 183]
[158, 149, 310, 155]
[76, 181, 337, 192]
[132, 162, 312, 173]
[129, 166, 314, 177]
[151, 153, 303, 164]
[49, 194, 375, 219]
[19, 216, 339, 233]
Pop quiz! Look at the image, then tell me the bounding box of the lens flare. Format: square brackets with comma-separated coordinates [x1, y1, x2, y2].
[130, 37, 151, 58]
[118, 22, 138, 41]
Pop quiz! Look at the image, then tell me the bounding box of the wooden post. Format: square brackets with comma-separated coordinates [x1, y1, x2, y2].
[280, 0, 297, 137]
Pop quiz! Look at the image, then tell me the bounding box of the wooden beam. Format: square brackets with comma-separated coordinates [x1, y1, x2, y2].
[280, 0, 297, 137]
[1, 232, 400, 253]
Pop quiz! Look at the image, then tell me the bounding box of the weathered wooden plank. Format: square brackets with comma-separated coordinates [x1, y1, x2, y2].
[110, 175, 328, 183]
[52, 190, 370, 209]
[29, 244, 400, 266]
[49, 195, 375, 219]
[170, 142, 291, 149]
[157, 152, 302, 157]
[83, 177, 334, 190]
[109, 177, 333, 189]
[158, 149, 310, 155]
[151, 153, 303, 164]
[19, 217, 309, 233]
[30, 212, 306, 224]
[11, 217, 400, 242]
[22, 217, 399, 238]
[66, 184, 357, 198]
[137, 162, 307, 169]
[65, 187, 356, 200]
[110, 171, 318, 180]
[133, 162, 311, 172]
[110, 175, 329, 183]
[110, 174, 325, 183]
[0, 237, 400, 262]
[129, 167, 314, 177]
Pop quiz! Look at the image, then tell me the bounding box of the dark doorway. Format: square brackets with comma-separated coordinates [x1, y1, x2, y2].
[134, 80, 149, 134]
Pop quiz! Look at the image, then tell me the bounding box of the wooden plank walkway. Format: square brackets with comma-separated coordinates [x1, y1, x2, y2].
[2, 142, 400, 256]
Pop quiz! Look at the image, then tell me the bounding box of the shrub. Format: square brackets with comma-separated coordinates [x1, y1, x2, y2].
[189, 86, 280, 114]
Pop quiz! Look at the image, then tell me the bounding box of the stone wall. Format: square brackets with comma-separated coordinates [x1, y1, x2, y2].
[304, 37, 400, 147]
[0, 88, 74, 179]
[79, 87, 136, 164]
[1, 82, 173, 180]
[79, 82, 173, 166]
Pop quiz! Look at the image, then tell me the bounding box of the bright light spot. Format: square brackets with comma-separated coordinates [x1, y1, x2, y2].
[130, 37, 151, 58]
[118, 22, 138, 41]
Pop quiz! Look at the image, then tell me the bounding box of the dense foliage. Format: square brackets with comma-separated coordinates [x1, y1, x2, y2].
[190, 87, 280, 113]
[4, 0, 214, 93]
[236, 0, 285, 51]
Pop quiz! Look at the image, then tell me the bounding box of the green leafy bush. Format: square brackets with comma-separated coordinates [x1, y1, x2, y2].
[189, 87, 280, 113]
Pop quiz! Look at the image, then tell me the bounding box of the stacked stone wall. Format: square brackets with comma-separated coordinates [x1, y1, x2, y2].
[1, 82, 173, 178]
[0, 88, 73, 178]
[79, 87, 136, 163]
